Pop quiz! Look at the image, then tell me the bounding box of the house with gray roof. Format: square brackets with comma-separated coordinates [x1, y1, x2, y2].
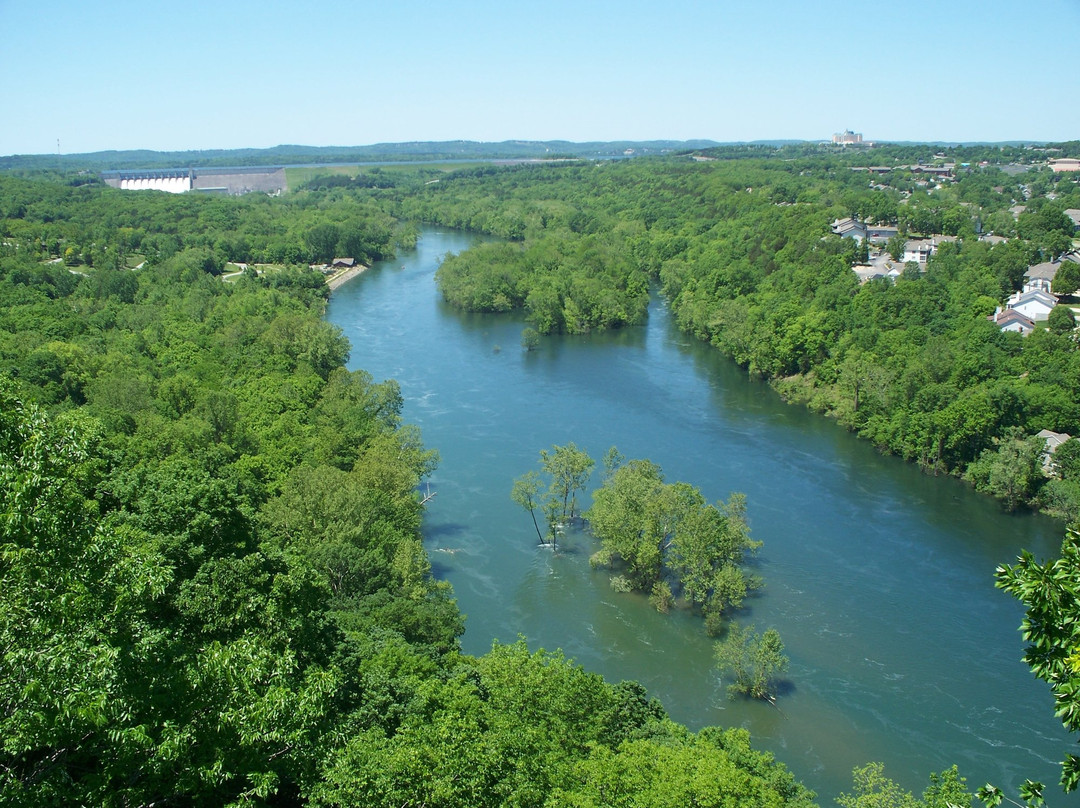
[1006, 288, 1058, 321]
[902, 239, 936, 264]
[1025, 261, 1060, 285]
[831, 217, 867, 241]
[1037, 429, 1073, 474]
[991, 307, 1035, 335]
[1025, 255, 1080, 290]
[866, 224, 899, 243]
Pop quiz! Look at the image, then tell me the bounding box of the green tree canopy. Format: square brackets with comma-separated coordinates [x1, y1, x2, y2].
[586, 451, 760, 632]
[994, 529, 1080, 799]
[714, 623, 789, 702]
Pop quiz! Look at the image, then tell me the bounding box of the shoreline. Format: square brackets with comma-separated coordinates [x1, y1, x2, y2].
[326, 264, 369, 291]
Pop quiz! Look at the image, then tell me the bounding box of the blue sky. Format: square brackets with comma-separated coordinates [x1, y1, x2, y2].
[2, 0, 1077, 156]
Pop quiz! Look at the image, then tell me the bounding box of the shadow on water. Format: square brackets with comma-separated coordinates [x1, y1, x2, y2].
[771, 679, 798, 700]
[423, 521, 470, 541]
[426, 556, 457, 581]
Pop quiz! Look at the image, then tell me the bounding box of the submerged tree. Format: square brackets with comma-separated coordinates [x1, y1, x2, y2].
[714, 623, 788, 702]
[511, 470, 547, 544]
[521, 326, 540, 351]
[511, 443, 595, 549]
[541, 442, 595, 523]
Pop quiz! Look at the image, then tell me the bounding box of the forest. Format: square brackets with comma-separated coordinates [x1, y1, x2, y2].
[2, 141, 1079, 806]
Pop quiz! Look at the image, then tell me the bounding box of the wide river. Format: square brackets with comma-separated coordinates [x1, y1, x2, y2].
[326, 228, 1073, 803]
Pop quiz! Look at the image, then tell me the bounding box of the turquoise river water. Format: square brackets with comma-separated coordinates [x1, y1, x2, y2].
[325, 228, 1075, 803]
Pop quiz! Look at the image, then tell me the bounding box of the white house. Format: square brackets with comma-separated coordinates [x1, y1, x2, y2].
[991, 307, 1035, 335]
[1006, 288, 1058, 321]
[1037, 429, 1073, 474]
[831, 217, 867, 241]
[902, 239, 935, 264]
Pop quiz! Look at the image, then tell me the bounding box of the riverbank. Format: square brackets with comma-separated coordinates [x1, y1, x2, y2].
[326, 263, 369, 291]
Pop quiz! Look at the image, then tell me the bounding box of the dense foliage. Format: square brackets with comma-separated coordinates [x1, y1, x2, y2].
[586, 452, 760, 635]
[837, 763, 971, 808]
[0, 175, 815, 806]
[5, 141, 1077, 803]
[991, 529, 1080, 803]
[436, 238, 650, 334]
[0, 173, 404, 270]
[340, 152, 1080, 518]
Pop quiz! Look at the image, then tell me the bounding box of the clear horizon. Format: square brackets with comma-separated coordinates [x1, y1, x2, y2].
[2, 0, 1078, 157]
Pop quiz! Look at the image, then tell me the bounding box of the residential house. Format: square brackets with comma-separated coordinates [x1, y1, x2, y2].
[1025, 276, 1053, 294]
[866, 224, 899, 243]
[990, 307, 1035, 335]
[1005, 288, 1058, 321]
[1025, 255, 1080, 291]
[1065, 209, 1080, 233]
[902, 239, 935, 264]
[831, 217, 867, 241]
[1037, 429, 1073, 474]
[1025, 261, 1059, 288]
[911, 164, 955, 179]
[331, 257, 357, 269]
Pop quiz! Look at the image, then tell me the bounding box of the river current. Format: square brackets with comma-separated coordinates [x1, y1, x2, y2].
[325, 228, 1074, 802]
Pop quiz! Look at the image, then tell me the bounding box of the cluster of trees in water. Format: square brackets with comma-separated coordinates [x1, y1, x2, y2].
[512, 444, 770, 652]
[510, 442, 796, 707]
[2, 140, 1079, 806]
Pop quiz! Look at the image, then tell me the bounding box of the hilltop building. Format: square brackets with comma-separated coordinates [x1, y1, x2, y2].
[833, 130, 864, 145]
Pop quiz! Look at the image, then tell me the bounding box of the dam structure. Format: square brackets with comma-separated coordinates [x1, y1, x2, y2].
[102, 165, 287, 195]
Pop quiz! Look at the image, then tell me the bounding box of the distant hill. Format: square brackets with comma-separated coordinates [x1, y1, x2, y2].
[5, 138, 1074, 174]
[0, 140, 722, 172]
